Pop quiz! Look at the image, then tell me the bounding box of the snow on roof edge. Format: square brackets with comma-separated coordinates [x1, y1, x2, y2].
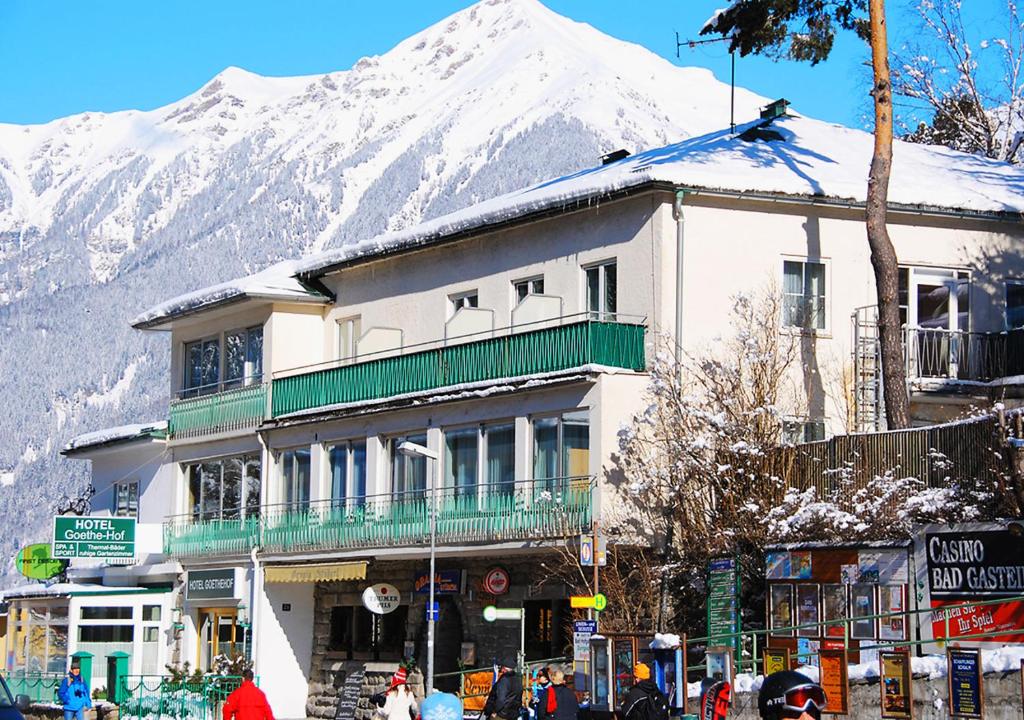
[62, 421, 168, 455]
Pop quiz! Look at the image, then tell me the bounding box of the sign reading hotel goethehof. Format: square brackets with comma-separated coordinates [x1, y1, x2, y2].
[52, 516, 135, 559]
[186, 569, 238, 601]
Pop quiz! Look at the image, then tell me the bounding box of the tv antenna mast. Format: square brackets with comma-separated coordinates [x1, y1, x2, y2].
[676, 32, 737, 133]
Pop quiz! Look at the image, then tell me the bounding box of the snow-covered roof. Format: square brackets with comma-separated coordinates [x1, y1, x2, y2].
[132, 259, 329, 330]
[296, 113, 1024, 278]
[62, 420, 167, 455]
[1, 582, 155, 600]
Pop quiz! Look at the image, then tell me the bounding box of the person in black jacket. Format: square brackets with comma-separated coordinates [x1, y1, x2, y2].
[620, 664, 668, 720]
[537, 667, 578, 720]
[482, 655, 523, 720]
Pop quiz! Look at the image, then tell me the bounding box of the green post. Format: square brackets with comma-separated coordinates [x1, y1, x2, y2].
[71, 651, 94, 689]
[106, 651, 130, 705]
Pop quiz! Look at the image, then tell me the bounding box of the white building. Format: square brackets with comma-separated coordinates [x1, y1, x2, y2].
[46, 108, 1024, 717]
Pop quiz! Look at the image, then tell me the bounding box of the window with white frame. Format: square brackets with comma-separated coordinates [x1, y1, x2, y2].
[442, 422, 517, 499]
[585, 262, 617, 320]
[337, 316, 362, 362]
[184, 325, 263, 395]
[1007, 281, 1024, 329]
[533, 411, 590, 490]
[783, 260, 826, 331]
[514, 276, 545, 304]
[187, 454, 261, 521]
[280, 447, 311, 511]
[449, 291, 479, 315]
[390, 433, 428, 498]
[782, 419, 826, 445]
[113, 481, 139, 516]
[328, 439, 367, 508]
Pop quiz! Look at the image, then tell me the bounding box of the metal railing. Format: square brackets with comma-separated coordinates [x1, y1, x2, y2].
[270, 316, 647, 417]
[118, 675, 246, 720]
[3, 672, 61, 704]
[168, 382, 268, 439]
[905, 326, 1024, 382]
[164, 477, 594, 557]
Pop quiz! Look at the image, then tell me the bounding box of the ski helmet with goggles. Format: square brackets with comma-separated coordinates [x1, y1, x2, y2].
[758, 671, 827, 720]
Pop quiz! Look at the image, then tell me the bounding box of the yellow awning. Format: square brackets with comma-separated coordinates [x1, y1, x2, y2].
[264, 561, 367, 584]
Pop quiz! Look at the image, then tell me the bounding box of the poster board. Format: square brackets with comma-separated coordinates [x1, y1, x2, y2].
[763, 647, 791, 676]
[946, 648, 983, 719]
[819, 649, 849, 715]
[462, 670, 493, 713]
[878, 651, 913, 719]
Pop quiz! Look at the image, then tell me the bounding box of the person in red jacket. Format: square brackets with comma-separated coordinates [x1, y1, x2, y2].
[223, 670, 275, 720]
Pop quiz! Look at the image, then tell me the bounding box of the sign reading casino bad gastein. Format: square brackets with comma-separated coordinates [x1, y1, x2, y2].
[52, 516, 136, 559]
[914, 522, 1024, 649]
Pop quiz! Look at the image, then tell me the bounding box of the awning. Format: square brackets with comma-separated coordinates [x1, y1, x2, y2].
[264, 561, 367, 584]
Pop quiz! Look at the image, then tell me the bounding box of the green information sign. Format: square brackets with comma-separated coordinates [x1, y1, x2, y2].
[707, 557, 741, 657]
[52, 516, 136, 559]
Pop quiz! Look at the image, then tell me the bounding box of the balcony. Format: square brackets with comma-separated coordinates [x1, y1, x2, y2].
[168, 382, 268, 439]
[905, 327, 1024, 383]
[163, 477, 593, 558]
[270, 317, 646, 418]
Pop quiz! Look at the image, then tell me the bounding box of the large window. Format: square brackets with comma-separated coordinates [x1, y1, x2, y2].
[391, 433, 428, 498]
[328, 440, 367, 508]
[444, 427, 479, 497]
[442, 423, 516, 499]
[280, 447, 311, 511]
[183, 326, 263, 395]
[585, 262, 617, 320]
[113, 481, 139, 516]
[187, 454, 261, 521]
[484, 423, 515, 494]
[328, 604, 409, 660]
[533, 411, 589, 486]
[783, 260, 826, 331]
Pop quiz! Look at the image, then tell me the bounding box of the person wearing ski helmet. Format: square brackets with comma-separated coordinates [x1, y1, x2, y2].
[757, 671, 827, 720]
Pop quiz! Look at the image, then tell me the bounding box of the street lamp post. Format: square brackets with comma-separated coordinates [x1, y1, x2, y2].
[398, 440, 439, 696]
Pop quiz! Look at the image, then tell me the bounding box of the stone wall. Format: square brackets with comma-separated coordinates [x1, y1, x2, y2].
[718, 671, 1023, 720]
[305, 555, 567, 719]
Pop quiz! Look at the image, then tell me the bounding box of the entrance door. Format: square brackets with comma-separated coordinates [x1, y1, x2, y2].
[197, 609, 248, 669]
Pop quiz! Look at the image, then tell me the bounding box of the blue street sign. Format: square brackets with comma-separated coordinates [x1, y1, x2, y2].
[426, 601, 439, 621]
[573, 620, 598, 634]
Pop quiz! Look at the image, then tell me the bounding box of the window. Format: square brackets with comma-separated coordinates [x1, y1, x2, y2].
[1007, 281, 1024, 329]
[113, 482, 139, 516]
[143, 627, 159, 642]
[533, 411, 590, 486]
[337, 316, 362, 362]
[585, 262, 617, 320]
[391, 433, 428, 498]
[224, 326, 263, 388]
[783, 260, 826, 330]
[187, 454, 261, 521]
[79, 626, 134, 643]
[483, 423, 515, 494]
[444, 427, 478, 497]
[280, 447, 311, 511]
[328, 604, 409, 660]
[450, 291, 479, 314]
[524, 599, 569, 658]
[782, 419, 826, 444]
[514, 277, 545, 304]
[900, 266, 970, 330]
[184, 338, 220, 395]
[142, 605, 161, 622]
[328, 440, 367, 508]
[81, 607, 132, 620]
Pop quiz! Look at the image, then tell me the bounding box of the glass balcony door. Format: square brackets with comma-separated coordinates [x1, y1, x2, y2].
[904, 267, 970, 378]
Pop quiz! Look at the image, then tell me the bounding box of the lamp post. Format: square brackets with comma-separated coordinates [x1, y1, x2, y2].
[398, 440, 439, 696]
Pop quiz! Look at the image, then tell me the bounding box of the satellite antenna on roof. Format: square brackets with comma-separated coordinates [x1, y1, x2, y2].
[675, 32, 736, 134]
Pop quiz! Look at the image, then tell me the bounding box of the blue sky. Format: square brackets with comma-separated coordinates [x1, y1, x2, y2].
[0, 0, 1004, 128]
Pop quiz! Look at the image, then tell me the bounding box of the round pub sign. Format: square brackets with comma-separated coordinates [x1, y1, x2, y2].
[482, 566, 510, 596]
[362, 583, 401, 615]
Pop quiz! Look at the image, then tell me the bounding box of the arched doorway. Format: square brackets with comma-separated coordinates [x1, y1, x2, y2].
[417, 596, 464, 693]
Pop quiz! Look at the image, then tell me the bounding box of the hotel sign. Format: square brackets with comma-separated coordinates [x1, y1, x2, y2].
[186, 569, 238, 601]
[52, 516, 135, 559]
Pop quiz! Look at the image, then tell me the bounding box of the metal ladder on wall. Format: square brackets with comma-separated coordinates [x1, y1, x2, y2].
[852, 306, 885, 432]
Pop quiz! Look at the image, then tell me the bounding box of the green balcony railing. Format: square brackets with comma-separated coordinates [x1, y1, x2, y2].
[271, 319, 646, 418]
[163, 478, 592, 558]
[168, 382, 268, 439]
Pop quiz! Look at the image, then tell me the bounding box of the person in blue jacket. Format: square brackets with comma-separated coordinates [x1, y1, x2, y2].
[57, 663, 92, 720]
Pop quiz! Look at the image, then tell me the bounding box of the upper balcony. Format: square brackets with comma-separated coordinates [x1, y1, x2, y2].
[904, 327, 1024, 384]
[163, 476, 593, 558]
[166, 316, 647, 438]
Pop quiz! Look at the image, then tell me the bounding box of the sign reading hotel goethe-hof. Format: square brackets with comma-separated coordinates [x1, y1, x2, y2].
[914, 522, 1024, 649]
[186, 569, 238, 601]
[52, 516, 135, 559]
[362, 584, 401, 615]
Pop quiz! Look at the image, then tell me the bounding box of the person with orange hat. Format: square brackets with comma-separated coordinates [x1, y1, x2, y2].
[621, 664, 668, 720]
[377, 667, 418, 720]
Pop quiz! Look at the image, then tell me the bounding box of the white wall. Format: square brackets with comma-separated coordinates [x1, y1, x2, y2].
[255, 582, 314, 720]
[82, 439, 170, 527]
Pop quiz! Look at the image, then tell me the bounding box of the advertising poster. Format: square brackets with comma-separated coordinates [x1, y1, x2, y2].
[946, 648, 983, 719]
[770, 584, 794, 634]
[823, 584, 847, 638]
[879, 585, 907, 641]
[791, 551, 813, 579]
[462, 671, 493, 713]
[763, 647, 790, 675]
[913, 523, 1024, 650]
[878, 651, 913, 719]
[818, 649, 849, 715]
[766, 551, 790, 579]
[796, 584, 820, 637]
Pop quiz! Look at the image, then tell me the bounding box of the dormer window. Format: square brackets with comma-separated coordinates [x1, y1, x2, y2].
[183, 326, 263, 396]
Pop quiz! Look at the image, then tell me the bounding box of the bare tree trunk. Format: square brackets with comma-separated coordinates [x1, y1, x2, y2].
[867, 0, 911, 429]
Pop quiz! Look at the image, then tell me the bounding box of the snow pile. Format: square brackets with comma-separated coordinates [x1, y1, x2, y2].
[133, 259, 326, 328]
[650, 633, 682, 649]
[63, 421, 167, 453]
